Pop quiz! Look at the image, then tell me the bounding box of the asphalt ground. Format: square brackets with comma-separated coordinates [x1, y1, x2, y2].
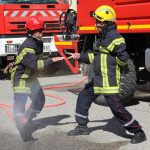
[0, 74, 150, 150]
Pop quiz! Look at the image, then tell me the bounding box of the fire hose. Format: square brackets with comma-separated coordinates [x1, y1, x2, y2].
[0, 76, 87, 123]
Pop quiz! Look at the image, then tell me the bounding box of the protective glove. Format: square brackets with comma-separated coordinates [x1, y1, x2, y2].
[121, 64, 129, 74]
[4, 62, 15, 75]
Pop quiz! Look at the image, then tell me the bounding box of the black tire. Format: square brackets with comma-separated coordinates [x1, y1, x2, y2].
[87, 59, 137, 106]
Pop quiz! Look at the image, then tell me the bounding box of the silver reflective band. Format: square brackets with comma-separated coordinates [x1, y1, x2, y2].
[123, 118, 134, 127]
[14, 113, 24, 118]
[75, 113, 88, 119]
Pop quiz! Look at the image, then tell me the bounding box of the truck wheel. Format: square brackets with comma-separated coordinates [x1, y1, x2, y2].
[88, 59, 137, 106]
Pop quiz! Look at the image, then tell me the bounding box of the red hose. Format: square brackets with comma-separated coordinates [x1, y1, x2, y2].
[0, 76, 87, 122]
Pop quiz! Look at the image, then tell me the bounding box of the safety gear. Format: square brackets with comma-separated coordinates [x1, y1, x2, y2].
[4, 62, 15, 75]
[25, 17, 45, 31]
[15, 116, 34, 142]
[68, 125, 89, 136]
[10, 37, 52, 94]
[79, 24, 128, 94]
[93, 5, 116, 22]
[131, 130, 147, 144]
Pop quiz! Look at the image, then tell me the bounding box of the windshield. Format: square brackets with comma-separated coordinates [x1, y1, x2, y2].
[0, 0, 69, 4]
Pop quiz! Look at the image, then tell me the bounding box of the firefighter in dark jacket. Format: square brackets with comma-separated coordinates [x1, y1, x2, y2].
[10, 16, 64, 142]
[68, 5, 146, 144]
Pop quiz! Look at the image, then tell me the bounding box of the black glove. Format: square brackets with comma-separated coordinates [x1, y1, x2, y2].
[121, 64, 129, 74]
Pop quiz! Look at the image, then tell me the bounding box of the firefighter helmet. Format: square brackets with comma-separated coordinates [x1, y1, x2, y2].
[93, 5, 116, 22]
[25, 17, 45, 31]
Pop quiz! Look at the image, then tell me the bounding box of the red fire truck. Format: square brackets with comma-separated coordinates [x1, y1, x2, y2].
[56, 0, 150, 105]
[0, 0, 71, 78]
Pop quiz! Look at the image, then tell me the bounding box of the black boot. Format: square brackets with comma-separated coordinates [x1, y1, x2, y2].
[68, 125, 89, 136]
[15, 116, 34, 142]
[131, 130, 147, 144]
[26, 109, 46, 130]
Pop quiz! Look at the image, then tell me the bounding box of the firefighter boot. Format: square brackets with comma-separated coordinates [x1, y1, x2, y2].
[15, 116, 34, 142]
[26, 109, 46, 130]
[130, 130, 147, 144]
[68, 125, 89, 136]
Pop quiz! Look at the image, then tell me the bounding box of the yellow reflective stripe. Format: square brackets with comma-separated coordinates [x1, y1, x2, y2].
[10, 66, 18, 79]
[94, 86, 120, 94]
[107, 38, 125, 51]
[101, 54, 109, 87]
[19, 79, 26, 88]
[116, 64, 120, 85]
[79, 26, 96, 30]
[21, 68, 30, 79]
[55, 42, 72, 45]
[100, 49, 109, 53]
[37, 60, 44, 70]
[16, 48, 35, 64]
[116, 57, 128, 66]
[11, 48, 35, 79]
[13, 87, 31, 93]
[88, 53, 94, 63]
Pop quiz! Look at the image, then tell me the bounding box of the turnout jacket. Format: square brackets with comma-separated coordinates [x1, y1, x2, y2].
[10, 36, 53, 94]
[80, 24, 129, 94]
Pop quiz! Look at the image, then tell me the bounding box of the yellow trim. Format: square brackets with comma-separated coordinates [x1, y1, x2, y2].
[88, 53, 94, 64]
[94, 86, 120, 94]
[55, 42, 72, 46]
[79, 24, 150, 31]
[79, 26, 96, 31]
[101, 54, 109, 87]
[118, 24, 150, 30]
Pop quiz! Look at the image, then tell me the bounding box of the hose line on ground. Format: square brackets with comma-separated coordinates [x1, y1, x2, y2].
[0, 76, 87, 122]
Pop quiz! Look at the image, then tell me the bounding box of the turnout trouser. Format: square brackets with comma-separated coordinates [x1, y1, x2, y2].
[75, 82, 142, 134]
[13, 79, 45, 119]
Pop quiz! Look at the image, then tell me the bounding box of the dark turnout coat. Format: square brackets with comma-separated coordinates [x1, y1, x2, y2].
[10, 37, 52, 94]
[79, 24, 129, 94]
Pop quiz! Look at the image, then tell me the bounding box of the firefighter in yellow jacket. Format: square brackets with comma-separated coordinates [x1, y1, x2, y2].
[10, 16, 64, 142]
[68, 5, 147, 144]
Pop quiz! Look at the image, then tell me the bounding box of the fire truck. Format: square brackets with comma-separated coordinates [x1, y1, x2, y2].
[0, 0, 72, 78]
[56, 0, 150, 105]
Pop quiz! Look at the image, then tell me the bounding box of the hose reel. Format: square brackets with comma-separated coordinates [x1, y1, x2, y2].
[59, 9, 78, 40]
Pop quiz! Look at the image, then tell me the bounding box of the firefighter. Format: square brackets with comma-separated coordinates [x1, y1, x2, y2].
[68, 5, 147, 144]
[10, 16, 64, 142]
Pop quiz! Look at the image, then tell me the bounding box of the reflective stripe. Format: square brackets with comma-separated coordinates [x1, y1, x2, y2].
[10, 11, 19, 17]
[94, 86, 120, 94]
[39, 11, 47, 17]
[75, 113, 88, 119]
[11, 48, 35, 79]
[16, 48, 35, 64]
[20, 11, 29, 17]
[107, 38, 125, 52]
[48, 10, 57, 16]
[13, 87, 31, 94]
[29, 109, 41, 114]
[100, 48, 109, 54]
[116, 57, 128, 66]
[21, 68, 31, 79]
[123, 118, 134, 127]
[4, 10, 68, 18]
[101, 54, 109, 87]
[31, 11, 38, 16]
[37, 60, 44, 71]
[116, 64, 120, 85]
[19, 79, 26, 87]
[88, 53, 94, 64]
[14, 113, 24, 118]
